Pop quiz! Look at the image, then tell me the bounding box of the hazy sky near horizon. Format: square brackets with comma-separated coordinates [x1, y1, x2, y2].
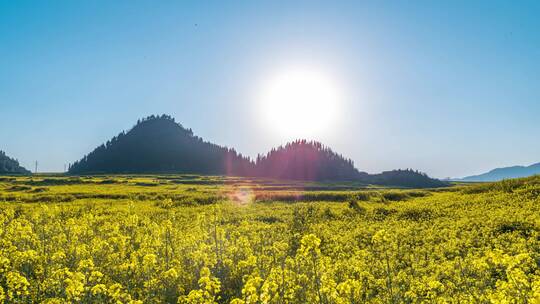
[1, 1, 540, 178]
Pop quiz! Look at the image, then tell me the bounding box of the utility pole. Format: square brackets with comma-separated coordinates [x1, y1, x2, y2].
[35, 161, 38, 174]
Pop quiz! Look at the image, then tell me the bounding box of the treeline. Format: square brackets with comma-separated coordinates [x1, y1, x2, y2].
[69, 115, 447, 188]
[0, 150, 30, 174]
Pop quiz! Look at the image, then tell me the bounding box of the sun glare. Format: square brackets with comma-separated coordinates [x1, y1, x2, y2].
[259, 68, 342, 139]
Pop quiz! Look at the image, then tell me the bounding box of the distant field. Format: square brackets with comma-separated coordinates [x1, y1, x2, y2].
[0, 175, 539, 303]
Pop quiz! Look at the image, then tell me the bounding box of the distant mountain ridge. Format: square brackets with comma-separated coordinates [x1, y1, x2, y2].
[69, 115, 447, 188]
[459, 163, 540, 182]
[0, 151, 30, 174]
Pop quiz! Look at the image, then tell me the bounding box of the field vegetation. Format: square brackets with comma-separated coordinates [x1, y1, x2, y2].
[0, 175, 539, 303]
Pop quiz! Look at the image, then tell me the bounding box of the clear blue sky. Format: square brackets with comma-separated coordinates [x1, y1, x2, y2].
[1, 1, 539, 178]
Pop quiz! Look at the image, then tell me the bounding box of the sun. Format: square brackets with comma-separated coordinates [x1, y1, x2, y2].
[259, 68, 342, 139]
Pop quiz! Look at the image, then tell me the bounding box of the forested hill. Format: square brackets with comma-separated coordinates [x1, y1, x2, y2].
[68, 115, 253, 175]
[0, 151, 30, 174]
[69, 115, 447, 187]
[252, 142, 446, 186]
[366, 169, 448, 188]
[254, 140, 366, 181]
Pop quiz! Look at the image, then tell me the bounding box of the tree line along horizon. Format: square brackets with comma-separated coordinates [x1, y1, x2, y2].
[2, 114, 446, 188]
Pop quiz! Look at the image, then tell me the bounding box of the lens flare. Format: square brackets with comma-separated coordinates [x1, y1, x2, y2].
[227, 186, 254, 206]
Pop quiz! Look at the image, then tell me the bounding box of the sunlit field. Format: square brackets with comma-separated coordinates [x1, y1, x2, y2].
[0, 175, 539, 303]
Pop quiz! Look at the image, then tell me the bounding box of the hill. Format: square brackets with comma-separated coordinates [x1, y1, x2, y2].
[459, 163, 540, 182]
[254, 140, 367, 181]
[0, 150, 30, 174]
[70, 115, 446, 188]
[366, 169, 448, 188]
[69, 115, 253, 175]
